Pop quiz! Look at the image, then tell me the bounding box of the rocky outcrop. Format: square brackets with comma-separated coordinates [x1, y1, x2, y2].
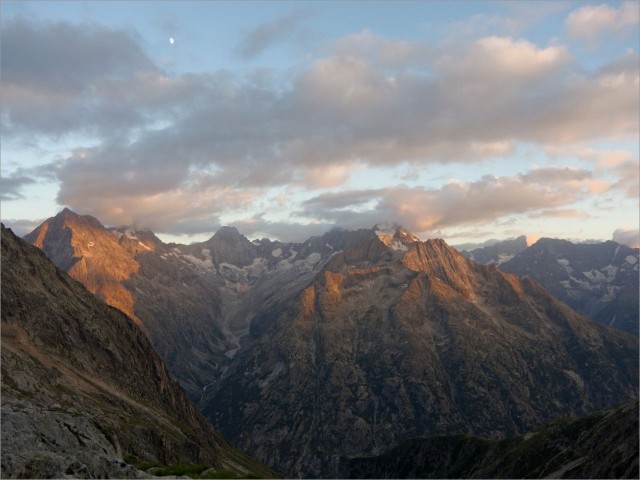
[201, 235, 638, 478]
[345, 401, 639, 479]
[1, 400, 147, 479]
[1, 225, 274, 479]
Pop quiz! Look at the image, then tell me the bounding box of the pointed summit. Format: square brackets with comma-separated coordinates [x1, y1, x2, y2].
[23, 209, 143, 324]
[374, 223, 420, 251]
[194, 225, 258, 267]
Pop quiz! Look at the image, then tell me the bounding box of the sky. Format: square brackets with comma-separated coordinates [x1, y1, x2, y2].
[1, 1, 639, 246]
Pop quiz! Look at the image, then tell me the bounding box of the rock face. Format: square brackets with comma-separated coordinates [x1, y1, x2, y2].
[1, 225, 273, 479]
[499, 238, 639, 336]
[24, 210, 374, 400]
[345, 401, 639, 479]
[200, 233, 638, 478]
[24, 209, 229, 399]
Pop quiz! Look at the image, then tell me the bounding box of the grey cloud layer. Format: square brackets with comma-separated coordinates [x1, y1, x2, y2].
[2, 17, 637, 237]
[1, 175, 36, 200]
[299, 167, 607, 235]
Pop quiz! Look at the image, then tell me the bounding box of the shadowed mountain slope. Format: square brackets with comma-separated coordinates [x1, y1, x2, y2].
[1, 225, 274, 479]
[201, 234, 638, 478]
[500, 238, 639, 336]
[24, 211, 379, 400]
[345, 401, 639, 479]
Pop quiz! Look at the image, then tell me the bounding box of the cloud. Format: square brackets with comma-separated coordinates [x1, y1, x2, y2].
[1, 18, 210, 138]
[527, 208, 590, 219]
[3, 18, 638, 237]
[236, 10, 309, 59]
[609, 159, 640, 198]
[0, 218, 45, 236]
[332, 29, 431, 67]
[1, 175, 36, 200]
[299, 166, 606, 235]
[230, 215, 333, 242]
[612, 228, 640, 248]
[565, 2, 640, 42]
[543, 143, 639, 199]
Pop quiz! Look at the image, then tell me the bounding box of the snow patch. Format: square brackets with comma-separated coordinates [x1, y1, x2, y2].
[583, 269, 606, 283]
[602, 264, 618, 281]
[601, 285, 621, 302]
[389, 240, 408, 252]
[138, 241, 151, 251]
[556, 257, 573, 273]
[271, 247, 282, 257]
[497, 253, 515, 265]
[183, 254, 216, 272]
[304, 252, 322, 265]
[625, 255, 637, 265]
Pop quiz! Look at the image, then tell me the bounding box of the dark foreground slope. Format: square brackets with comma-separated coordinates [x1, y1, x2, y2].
[346, 401, 639, 479]
[201, 232, 639, 478]
[0, 225, 274, 479]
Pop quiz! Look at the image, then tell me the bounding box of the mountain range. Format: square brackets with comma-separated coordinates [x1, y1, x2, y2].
[1, 224, 273, 478]
[200, 229, 638, 477]
[18, 210, 640, 478]
[459, 236, 639, 336]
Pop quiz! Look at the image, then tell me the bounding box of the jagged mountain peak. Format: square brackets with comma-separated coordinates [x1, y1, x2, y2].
[374, 223, 420, 251]
[54, 207, 104, 230]
[212, 225, 245, 241]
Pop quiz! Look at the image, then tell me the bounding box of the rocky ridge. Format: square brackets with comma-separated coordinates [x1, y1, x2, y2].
[200, 231, 639, 477]
[1, 225, 274, 479]
[24, 212, 640, 478]
[345, 401, 639, 479]
[25, 211, 373, 400]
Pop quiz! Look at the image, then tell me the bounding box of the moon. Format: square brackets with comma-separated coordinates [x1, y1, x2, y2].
[169, 37, 175, 45]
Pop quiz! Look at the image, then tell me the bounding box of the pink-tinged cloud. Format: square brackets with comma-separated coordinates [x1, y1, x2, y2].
[613, 228, 640, 248]
[566, 2, 639, 42]
[2, 18, 637, 238]
[300, 166, 608, 237]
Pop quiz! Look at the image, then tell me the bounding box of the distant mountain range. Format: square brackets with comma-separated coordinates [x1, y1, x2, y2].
[21, 210, 640, 478]
[459, 236, 639, 336]
[1, 225, 273, 479]
[457, 235, 529, 265]
[200, 228, 638, 477]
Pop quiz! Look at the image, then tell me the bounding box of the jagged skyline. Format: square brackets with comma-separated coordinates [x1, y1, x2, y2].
[1, 1, 638, 245]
